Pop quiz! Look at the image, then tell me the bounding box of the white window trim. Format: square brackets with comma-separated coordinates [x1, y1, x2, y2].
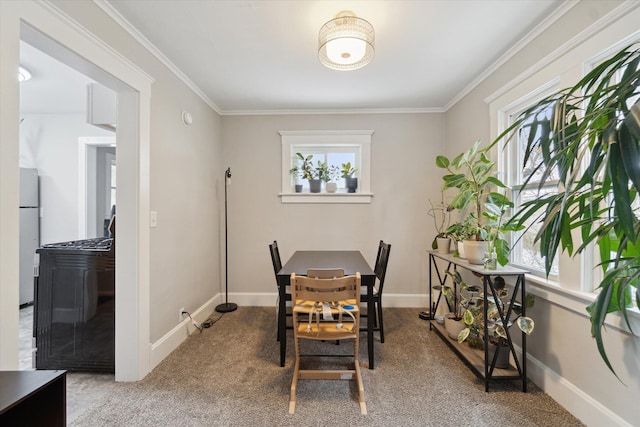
[279, 130, 373, 204]
[496, 77, 563, 279]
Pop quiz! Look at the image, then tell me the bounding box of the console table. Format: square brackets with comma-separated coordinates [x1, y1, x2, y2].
[428, 250, 528, 392]
[0, 370, 66, 426]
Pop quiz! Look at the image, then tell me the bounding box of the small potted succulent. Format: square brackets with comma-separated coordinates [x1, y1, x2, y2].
[341, 162, 358, 193]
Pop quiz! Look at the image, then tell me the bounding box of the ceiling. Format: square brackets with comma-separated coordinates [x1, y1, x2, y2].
[20, 0, 568, 115]
[20, 41, 96, 115]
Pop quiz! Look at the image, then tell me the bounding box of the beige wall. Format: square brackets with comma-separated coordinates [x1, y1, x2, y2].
[50, 0, 225, 343]
[222, 113, 445, 305]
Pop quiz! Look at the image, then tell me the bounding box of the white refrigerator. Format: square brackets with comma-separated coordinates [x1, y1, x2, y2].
[19, 167, 39, 306]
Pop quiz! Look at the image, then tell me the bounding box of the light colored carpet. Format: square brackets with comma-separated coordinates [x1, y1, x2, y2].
[69, 307, 583, 426]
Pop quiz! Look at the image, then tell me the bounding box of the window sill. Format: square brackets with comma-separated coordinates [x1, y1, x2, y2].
[524, 273, 640, 336]
[279, 192, 373, 204]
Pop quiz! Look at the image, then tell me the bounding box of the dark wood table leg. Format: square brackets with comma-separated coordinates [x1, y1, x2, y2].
[278, 275, 287, 367]
[366, 276, 375, 369]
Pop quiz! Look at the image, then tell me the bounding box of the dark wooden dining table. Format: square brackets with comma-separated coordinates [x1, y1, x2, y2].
[276, 250, 377, 369]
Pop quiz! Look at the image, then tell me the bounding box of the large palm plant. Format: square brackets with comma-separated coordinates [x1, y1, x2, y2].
[491, 45, 639, 377]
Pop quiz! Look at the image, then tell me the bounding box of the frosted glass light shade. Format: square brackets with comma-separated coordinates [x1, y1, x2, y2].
[318, 11, 374, 71]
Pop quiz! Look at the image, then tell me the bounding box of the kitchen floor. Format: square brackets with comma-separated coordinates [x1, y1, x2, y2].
[18, 305, 34, 370]
[19, 305, 115, 424]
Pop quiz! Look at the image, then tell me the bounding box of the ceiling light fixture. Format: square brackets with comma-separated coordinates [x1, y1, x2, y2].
[19, 66, 32, 82]
[318, 11, 374, 71]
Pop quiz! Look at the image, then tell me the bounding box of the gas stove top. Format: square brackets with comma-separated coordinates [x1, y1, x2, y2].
[41, 237, 113, 251]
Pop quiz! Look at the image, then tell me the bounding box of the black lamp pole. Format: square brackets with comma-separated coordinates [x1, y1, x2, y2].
[216, 167, 237, 313]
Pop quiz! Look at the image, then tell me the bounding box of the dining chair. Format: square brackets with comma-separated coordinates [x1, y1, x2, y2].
[363, 240, 391, 343]
[289, 273, 366, 415]
[269, 241, 289, 342]
[306, 268, 344, 279]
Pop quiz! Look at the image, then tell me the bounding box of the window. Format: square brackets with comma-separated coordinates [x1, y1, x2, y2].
[279, 130, 373, 203]
[292, 147, 357, 192]
[500, 85, 561, 278]
[588, 50, 640, 294]
[109, 160, 116, 210]
[508, 103, 560, 277]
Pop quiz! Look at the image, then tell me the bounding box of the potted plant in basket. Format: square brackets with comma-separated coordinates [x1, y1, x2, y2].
[341, 162, 359, 193]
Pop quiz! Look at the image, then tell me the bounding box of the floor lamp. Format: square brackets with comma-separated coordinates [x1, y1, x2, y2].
[216, 167, 237, 313]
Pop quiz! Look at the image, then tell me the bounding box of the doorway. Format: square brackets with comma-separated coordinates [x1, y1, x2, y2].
[78, 137, 117, 240]
[0, 7, 151, 380]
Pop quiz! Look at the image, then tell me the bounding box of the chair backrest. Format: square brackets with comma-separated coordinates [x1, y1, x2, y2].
[306, 268, 345, 279]
[291, 273, 361, 305]
[374, 241, 391, 294]
[269, 241, 282, 279]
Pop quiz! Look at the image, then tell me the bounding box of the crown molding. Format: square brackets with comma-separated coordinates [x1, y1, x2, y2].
[93, 0, 222, 114]
[38, 0, 155, 88]
[483, 0, 640, 105]
[445, 0, 579, 111]
[221, 107, 444, 116]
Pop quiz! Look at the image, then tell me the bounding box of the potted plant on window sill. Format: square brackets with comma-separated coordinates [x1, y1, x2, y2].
[293, 152, 316, 193]
[341, 162, 359, 193]
[289, 165, 303, 193]
[323, 163, 340, 193]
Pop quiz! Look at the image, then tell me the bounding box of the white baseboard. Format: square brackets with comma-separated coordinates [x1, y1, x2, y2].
[149, 294, 221, 370]
[524, 351, 632, 427]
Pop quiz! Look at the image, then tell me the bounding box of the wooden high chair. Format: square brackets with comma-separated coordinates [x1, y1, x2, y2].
[289, 272, 366, 415]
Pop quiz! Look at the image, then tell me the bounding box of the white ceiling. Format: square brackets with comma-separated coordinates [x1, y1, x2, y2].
[20, 0, 568, 115]
[20, 41, 96, 114]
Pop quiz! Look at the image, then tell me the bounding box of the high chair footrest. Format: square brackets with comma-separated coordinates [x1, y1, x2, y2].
[298, 369, 357, 380]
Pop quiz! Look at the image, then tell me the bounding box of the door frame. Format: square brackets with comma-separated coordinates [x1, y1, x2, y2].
[0, 1, 153, 380]
[78, 137, 116, 240]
